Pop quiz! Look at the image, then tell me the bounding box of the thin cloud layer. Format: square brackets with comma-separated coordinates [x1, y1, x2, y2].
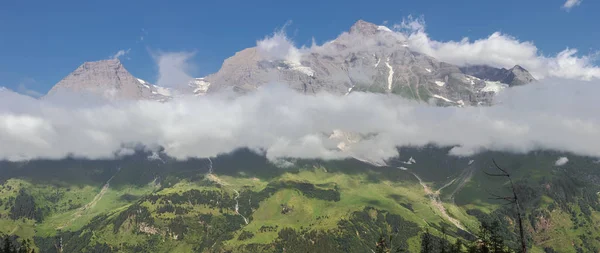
[1, 77, 599, 162]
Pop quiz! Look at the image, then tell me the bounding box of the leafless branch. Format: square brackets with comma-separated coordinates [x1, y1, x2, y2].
[486, 159, 527, 253]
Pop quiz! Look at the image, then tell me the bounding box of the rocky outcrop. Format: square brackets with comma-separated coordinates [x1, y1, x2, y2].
[460, 64, 536, 87]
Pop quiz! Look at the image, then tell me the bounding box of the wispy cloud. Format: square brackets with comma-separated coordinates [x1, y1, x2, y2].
[555, 157, 569, 166]
[562, 0, 582, 11]
[256, 29, 303, 65]
[153, 51, 195, 89]
[138, 28, 148, 43]
[111, 48, 131, 59]
[16, 78, 43, 98]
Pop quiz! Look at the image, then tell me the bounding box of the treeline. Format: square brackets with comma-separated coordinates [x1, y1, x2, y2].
[8, 189, 46, 222]
[418, 221, 516, 253]
[0, 234, 34, 253]
[369, 220, 536, 253]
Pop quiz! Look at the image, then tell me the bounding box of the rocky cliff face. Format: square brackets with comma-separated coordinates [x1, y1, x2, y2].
[460, 64, 536, 87]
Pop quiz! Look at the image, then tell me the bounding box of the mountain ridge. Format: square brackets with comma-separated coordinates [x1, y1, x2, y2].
[45, 20, 536, 105]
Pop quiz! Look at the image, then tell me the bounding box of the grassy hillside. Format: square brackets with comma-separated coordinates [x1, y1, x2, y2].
[0, 148, 598, 252]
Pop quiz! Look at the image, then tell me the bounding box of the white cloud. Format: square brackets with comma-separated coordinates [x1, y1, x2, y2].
[555, 157, 569, 166]
[256, 30, 303, 65]
[563, 0, 582, 10]
[1, 78, 600, 162]
[153, 51, 195, 89]
[111, 49, 131, 59]
[392, 17, 600, 80]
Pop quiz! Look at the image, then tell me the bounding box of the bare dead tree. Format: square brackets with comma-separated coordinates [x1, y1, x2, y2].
[484, 159, 527, 253]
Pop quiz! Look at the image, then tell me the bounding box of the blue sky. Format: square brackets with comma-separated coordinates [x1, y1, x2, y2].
[0, 0, 597, 94]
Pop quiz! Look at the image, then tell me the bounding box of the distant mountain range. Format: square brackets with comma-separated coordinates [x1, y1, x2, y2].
[46, 20, 535, 106]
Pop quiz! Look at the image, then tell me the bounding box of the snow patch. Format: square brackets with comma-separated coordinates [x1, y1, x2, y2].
[152, 85, 172, 97]
[435, 81, 446, 87]
[285, 61, 315, 77]
[555, 157, 569, 166]
[464, 75, 480, 85]
[401, 156, 416, 165]
[398, 167, 408, 171]
[468, 160, 474, 165]
[377, 26, 393, 32]
[375, 58, 381, 67]
[190, 78, 211, 95]
[294, 66, 315, 77]
[345, 85, 355, 96]
[482, 81, 509, 93]
[137, 78, 151, 89]
[385, 57, 394, 91]
[425, 68, 432, 73]
[432, 94, 454, 103]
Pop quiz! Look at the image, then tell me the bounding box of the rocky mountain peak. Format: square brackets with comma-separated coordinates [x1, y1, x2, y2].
[80, 58, 122, 70]
[47, 59, 167, 101]
[505, 65, 536, 86]
[349, 20, 380, 35]
[511, 65, 526, 72]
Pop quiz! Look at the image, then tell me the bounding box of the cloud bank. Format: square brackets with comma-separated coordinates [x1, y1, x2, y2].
[1, 77, 600, 162]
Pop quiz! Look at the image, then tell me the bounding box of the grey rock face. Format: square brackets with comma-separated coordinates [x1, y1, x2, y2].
[204, 20, 535, 106]
[47, 59, 168, 101]
[460, 64, 536, 87]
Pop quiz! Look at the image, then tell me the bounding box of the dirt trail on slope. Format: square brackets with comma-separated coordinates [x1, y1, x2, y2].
[56, 171, 118, 230]
[448, 164, 477, 203]
[410, 172, 465, 230]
